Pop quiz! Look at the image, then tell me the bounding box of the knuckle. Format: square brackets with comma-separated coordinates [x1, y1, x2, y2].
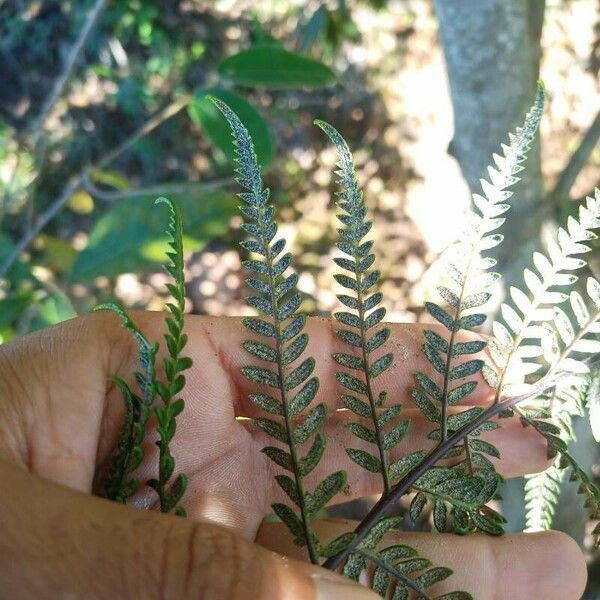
[156, 521, 267, 600]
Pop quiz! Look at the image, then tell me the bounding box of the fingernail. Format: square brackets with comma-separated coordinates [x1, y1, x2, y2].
[314, 578, 380, 600]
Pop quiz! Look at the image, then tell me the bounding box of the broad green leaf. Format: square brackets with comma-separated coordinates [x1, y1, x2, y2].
[188, 88, 273, 166]
[70, 193, 236, 281]
[219, 45, 336, 89]
[346, 448, 381, 472]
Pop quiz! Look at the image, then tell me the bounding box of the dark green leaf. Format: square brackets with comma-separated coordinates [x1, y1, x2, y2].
[282, 314, 305, 341]
[433, 499, 448, 532]
[370, 353, 393, 379]
[188, 88, 273, 166]
[366, 328, 390, 353]
[284, 357, 315, 390]
[249, 393, 283, 415]
[409, 491, 427, 521]
[337, 371, 367, 394]
[71, 194, 236, 281]
[274, 475, 299, 505]
[448, 359, 484, 380]
[378, 404, 403, 427]
[415, 372, 442, 400]
[294, 403, 327, 444]
[457, 313, 486, 330]
[347, 422, 376, 444]
[411, 388, 441, 422]
[447, 381, 477, 405]
[424, 329, 449, 353]
[383, 420, 410, 451]
[342, 394, 371, 418]
[262, 446, 293, 471]
[346, 448, 382, 473]
[243, 339, 277, 362]
[364, 308, 386, 329]
[307, 471, 346, 514]
[241, 366, 280, 388]
[470, 439, 500, 458]
[280, 333, 308, 366]
[425, 302, 454, 329]
[278, 292, 302, 320]
[243, 317, 276, 338]
[300, 433, 326, 476]
[321, 533, 355, 558]
[254, 417, 287, 443]
[337, 328, 362, 347]
[415, 567, 453, 588]
[334, 352, 364, 370]
[452, 340, 486, 356]
[219, 45, 336, 89]
[389, 450, 427, 480]
[447, 407, 484, 431]
[289, 378, 319, 415]
[272, 503, 305, 543]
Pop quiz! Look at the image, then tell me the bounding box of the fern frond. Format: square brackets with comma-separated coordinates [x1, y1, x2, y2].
[93, 302, 158, 502]
[94, 302, 158, 407]
[147, 197, 191, 516]
[316, 119, 403, 496]
[415, 82, 545, 454]
[523, 379, 586, 531]
[486, 188, 600, 399]
[404, 82, 545, 535]
[341, 517, 472, 600]
[519, 406, 600, 546]
[101, 376, 148, 502]
[212, 97, 346, 564]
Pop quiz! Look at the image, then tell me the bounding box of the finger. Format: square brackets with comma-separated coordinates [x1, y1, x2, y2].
[242, 409, 550, 511]
[244, 409, 549, 501]
[183, 315, 493, 417]
[0, 458, 381, 600]
[257, 520, 588, 600]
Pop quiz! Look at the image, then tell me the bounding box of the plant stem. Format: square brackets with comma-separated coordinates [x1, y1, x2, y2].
[323, 374, 563, 571]
[261, 208, 318, 564]
[0, 95, 192, 279]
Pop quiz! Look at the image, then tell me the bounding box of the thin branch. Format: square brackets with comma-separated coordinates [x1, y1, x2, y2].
[27, 0, 107, 139]
[354, 549, 432, 600]
[549, 111, 600, 203]
[0, 95, 192, 279]
[323, 373, 567, 571]
[95, 94, 191, 170]
[82, 174, 233, 201]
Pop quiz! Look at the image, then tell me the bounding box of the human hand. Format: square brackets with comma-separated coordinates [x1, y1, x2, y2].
[0, 312, 587, 599]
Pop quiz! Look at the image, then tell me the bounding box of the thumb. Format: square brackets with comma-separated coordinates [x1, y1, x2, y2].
[0, 459, 378, 600]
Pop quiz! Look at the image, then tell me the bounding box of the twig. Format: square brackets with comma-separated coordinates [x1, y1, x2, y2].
[549, 111, 600, 203]
[82, 174, 233, 201]
[95, 94, 192, 170]
[27, 0, 107, 139]
[0, 95, 193, 279]
[323, 373, 567, 571]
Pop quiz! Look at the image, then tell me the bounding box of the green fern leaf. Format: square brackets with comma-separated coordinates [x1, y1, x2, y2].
[212, 97, 346, 563]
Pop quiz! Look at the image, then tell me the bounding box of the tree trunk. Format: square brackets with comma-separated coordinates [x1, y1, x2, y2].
[434, 0, 545, 279]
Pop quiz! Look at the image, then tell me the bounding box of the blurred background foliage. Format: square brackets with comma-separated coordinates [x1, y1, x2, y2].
[0, 0, 599, 595]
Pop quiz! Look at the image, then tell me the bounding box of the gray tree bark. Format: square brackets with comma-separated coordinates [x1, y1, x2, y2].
[434, 0, 546, 278]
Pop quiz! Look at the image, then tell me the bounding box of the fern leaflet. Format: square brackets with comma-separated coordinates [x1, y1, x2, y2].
[211, 97, 346, 564]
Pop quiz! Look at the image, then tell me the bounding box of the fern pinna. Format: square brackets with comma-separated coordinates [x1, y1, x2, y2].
[401, 82, 544, 536]
[93, 303, 158, 502]
[96, 197, 190, 515]
[316, 120, 471, 599]
[315, 119, 404, 497]
[211, 96, 347, 564]
[147, 197, 191, 516]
